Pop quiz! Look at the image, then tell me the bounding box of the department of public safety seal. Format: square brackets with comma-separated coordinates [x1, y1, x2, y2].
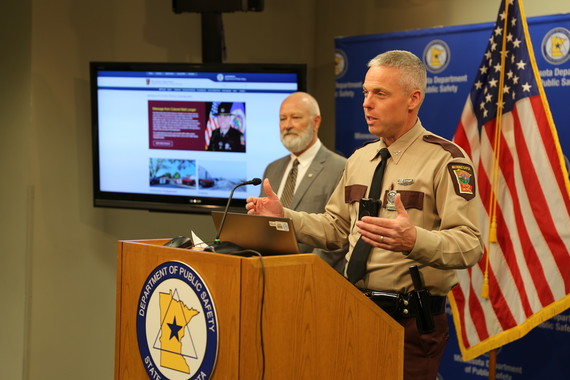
[137, 261, 218, 380]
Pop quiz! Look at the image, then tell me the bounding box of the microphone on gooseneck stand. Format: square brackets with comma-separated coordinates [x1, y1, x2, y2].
[205, 178, 262, 254]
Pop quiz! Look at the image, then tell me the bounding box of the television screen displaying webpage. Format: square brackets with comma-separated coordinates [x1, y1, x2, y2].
[91, 62, 307, 213]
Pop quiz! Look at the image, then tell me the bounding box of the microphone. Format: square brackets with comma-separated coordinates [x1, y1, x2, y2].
[205, 178, 262, 253]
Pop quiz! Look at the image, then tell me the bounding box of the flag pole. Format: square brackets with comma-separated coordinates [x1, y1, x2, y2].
[488, 349, 497, 380]
[482, 0, 510, 300]
[486, 2, 510, 378]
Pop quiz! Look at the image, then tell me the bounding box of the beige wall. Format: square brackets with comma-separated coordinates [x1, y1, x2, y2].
[1, 1, 32, 379]
[1, 0, 567, 378]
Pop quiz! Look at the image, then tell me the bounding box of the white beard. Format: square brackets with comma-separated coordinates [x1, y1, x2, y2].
[281, 127, 314, 153]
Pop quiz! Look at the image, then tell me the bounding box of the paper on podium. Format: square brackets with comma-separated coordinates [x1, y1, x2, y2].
[191, 231, 206, 250]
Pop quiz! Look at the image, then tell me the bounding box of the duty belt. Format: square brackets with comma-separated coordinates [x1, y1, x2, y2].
[360, 289, 446, 321]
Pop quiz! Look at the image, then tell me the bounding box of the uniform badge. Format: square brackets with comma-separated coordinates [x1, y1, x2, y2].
[386, 190, 397, 211]
[397, 178, 414, 186]
[447, 163, 476, 201]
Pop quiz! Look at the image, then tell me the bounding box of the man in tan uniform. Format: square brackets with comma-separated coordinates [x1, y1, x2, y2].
[246, 50, 483, 380]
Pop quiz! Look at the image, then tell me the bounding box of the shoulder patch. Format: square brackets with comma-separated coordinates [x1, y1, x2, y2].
[447, 163, 476, 201]
[423, 135, 464, 158]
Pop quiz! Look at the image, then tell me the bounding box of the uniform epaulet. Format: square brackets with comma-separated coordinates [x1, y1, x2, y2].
[423, 135, 464, 158]
[354, 138, 381, 151]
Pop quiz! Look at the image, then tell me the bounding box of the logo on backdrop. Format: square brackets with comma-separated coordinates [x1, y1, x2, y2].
[137, 261, 218, 380]
[423, 40, 451, 73]
[335, 49, 349, 79]
[541, 27, 570, 65]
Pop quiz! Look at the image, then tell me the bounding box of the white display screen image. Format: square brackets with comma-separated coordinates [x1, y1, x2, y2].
[91, 62, 306, 213]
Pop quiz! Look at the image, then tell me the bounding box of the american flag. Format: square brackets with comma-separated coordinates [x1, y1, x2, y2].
[205, 102, 220, 149]
[450, 0, 570, 361]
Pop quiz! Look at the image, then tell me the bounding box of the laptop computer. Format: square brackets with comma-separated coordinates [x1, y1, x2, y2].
[210, 211, 300, 255]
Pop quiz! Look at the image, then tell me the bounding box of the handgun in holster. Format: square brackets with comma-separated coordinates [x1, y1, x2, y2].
[409, 265, 435, 334]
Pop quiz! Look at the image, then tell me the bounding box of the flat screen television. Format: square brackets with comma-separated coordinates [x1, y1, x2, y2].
[90, 61, 307, 213]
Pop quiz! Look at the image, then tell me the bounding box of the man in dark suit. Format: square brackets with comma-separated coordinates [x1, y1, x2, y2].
[261, 92, 347, 273]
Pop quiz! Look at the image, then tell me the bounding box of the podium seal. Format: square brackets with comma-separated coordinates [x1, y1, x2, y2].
[136, 261, 218, 380]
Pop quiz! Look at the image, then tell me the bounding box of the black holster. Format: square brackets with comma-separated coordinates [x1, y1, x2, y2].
[409, 266, 435, 334]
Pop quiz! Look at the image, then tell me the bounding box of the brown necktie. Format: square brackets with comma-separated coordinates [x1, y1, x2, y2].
[281, 159, 299, 208]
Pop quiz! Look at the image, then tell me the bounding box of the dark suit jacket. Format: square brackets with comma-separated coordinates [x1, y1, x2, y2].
[207, 127, 245, 152]
[261, 144, 348, 273]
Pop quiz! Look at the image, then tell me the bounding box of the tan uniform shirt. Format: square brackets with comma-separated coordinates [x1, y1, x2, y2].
[285, 120, 483, 296]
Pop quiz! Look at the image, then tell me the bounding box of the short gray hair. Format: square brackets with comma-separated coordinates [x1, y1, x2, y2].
[368, 50, 427, 101]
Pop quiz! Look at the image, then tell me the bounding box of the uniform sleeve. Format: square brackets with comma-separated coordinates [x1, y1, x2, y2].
[406, 156, 484, 269]
[285, 169, 351, 251]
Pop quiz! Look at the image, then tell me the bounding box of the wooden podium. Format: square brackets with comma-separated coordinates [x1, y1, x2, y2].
[115, 239, 404, 379]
